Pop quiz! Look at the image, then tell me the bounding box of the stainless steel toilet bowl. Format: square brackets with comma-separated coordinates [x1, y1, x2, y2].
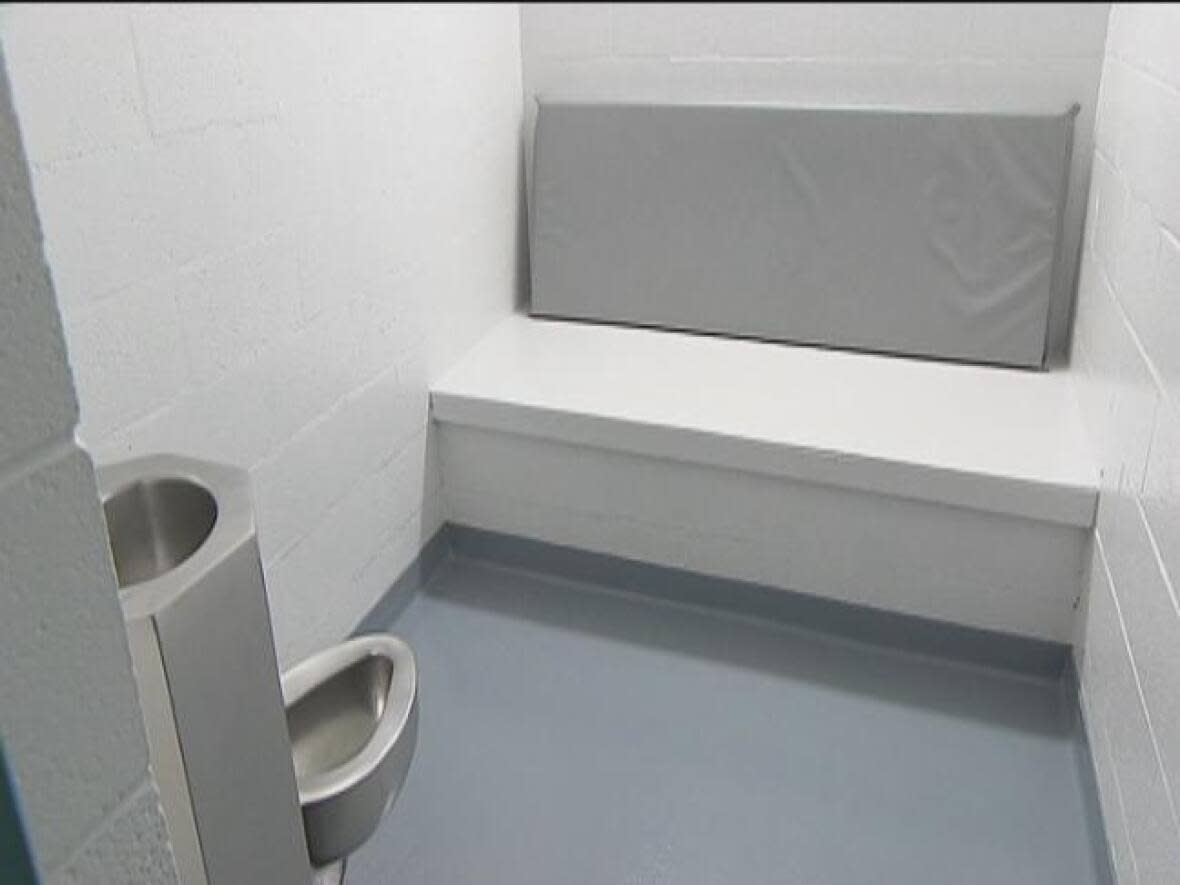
[282, 634, 418, 866]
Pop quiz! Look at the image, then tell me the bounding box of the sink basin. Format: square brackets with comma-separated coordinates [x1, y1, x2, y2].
[103, 477, 218, 588]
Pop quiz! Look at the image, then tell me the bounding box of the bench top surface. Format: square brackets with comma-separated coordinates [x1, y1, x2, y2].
[432, 316, 1097, 527]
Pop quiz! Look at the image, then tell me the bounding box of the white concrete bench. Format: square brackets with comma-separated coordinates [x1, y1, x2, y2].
[431, 316, 1097, 642]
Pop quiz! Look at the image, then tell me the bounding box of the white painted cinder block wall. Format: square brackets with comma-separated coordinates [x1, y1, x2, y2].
[0, 4, 525, 666]
[0, 50, 176, 885]
[520, 2, 1110, 360]
[1070, 6, 1180, 882]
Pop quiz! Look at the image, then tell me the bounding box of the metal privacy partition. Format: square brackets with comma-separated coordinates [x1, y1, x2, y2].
[529, 102, 1077, 368]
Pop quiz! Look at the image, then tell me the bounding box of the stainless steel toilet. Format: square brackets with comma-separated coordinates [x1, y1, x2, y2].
[282, 634, 419, 873]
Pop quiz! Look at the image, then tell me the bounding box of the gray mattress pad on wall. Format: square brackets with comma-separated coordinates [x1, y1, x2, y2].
[529, 101, 1077, 368]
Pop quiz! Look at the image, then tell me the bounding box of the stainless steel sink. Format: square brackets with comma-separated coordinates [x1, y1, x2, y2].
[103, 477, 218, 589]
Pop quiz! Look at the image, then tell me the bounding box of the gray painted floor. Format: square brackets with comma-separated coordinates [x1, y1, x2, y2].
[350, 554, 1107, 885]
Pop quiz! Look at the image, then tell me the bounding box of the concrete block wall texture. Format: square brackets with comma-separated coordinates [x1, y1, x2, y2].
[0, 48, 176, 885]
[1070, 5, 1180, 883]
[519, 3, 1110, 361]
[0, 4, 526, 666]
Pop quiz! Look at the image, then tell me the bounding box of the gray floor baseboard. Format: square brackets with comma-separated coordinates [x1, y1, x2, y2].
[352, 524, 454, 636]
[1063, 659, 1117, 885]
[445, 524, 1071, 680]
[356, 522, 1071, 679]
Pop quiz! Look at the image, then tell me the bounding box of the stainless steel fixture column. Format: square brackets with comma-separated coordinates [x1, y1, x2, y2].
[99, 455, 311, 885]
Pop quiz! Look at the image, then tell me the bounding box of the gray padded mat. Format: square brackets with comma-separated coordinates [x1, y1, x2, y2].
[529, 102, 1076, 368]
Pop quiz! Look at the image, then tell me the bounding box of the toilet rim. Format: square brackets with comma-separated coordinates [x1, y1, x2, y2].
[281, 633, 417, 804]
